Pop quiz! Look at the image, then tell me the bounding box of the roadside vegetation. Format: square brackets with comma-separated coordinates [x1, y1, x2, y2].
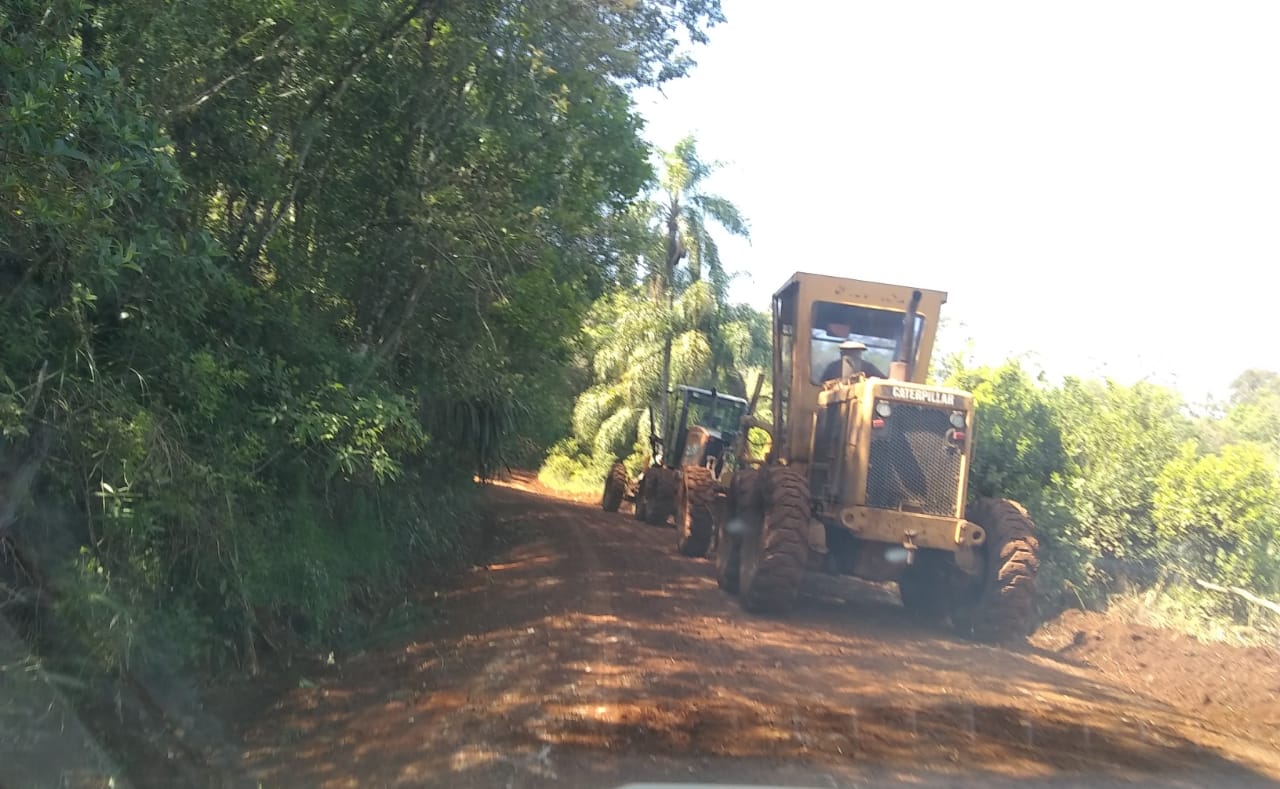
[939, 360, 1280, 641]
[1, 0, 727, 686]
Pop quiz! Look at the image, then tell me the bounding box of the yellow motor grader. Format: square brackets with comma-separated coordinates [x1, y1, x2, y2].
[717, 272, 1040, 642]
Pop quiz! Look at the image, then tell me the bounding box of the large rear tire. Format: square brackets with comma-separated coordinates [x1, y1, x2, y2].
[676, 466, 715, 557]
[601, 462, 627, 513]
[739, 467, 811, 613]
[716, 469, 761, 594]
[953, 497, 1040, 642]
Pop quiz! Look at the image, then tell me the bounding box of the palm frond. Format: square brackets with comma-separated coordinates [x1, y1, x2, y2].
[572, 385, 621, 443]
[594, 406, 637, 461]
[670, 330, 713, 387]
[669, 135, 714, 189]
[699, 232, 721, 284]
[692, 194, 750, 240]
[675, 280, 715, 330]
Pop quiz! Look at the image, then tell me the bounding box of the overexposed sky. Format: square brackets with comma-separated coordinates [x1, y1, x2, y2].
[636, 1, 1280, 403]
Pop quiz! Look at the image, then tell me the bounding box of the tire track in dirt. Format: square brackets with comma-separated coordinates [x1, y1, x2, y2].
[225, 478, 1280, 789]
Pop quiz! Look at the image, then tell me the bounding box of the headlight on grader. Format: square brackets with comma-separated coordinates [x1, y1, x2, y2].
[949, 410, 967, 429]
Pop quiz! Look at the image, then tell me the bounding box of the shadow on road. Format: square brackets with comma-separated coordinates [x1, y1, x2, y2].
[227, 483, 1278, 789]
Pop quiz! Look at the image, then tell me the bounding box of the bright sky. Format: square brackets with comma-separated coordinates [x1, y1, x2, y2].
[635, 0, 1280, 404]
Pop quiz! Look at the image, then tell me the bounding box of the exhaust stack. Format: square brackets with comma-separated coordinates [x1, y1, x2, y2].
[891, 290, 923, 381]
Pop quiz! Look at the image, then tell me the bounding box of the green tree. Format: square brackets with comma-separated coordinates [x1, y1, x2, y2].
[944, 362, 1093, 606]
[1154, 442, 1280, 595]
[945, 362, 1065, 508]
[650, 136, 750, 430]
[1052, 378, 1189, 562]
[539, 134, 761, 492]
[1224, 369, 1280, 460]
[943, 362, 1197, 607]
[541, 281, 770, 491]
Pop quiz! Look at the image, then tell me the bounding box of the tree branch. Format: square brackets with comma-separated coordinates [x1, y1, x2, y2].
[298, 0, 442, 131]
[168, 26, 293, 118]
[241, 1, 443, 267]
[1191, 576, 1280, 618]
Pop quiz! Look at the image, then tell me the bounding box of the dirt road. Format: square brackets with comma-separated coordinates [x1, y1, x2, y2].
[225, 477, 1280, 789]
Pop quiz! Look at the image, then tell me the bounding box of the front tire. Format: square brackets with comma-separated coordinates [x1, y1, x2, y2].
[601, 462, 627, 512]
[739, 467, 811, 613]
[676, 466, 715, 557]
[952, 498, 1040, 642]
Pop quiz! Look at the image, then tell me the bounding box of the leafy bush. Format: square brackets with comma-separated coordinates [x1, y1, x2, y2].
[948, 359, 1280, 622]
[1154, 442, 1280, 595]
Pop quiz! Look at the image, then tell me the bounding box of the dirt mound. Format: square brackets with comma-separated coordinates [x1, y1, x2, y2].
[1033, 608, 1280, 747]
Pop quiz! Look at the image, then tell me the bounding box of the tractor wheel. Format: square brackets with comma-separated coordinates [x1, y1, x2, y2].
[676, 466, 715, 557]
[601, 462, 627, 513]
[952, 497, 1041, 642]
[739, 467, 811, 613]
[716, 468, 761, 594]
[644, 467, 676, 526]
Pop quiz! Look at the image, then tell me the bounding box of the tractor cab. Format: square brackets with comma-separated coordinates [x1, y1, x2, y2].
[667, 386, 748, 476]
[602, 384, 749, 551]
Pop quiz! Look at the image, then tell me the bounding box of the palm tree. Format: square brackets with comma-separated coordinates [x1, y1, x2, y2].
[544, 283, 770, 488]
[652, 135, 750, 434]
[538, 136, 763, 491]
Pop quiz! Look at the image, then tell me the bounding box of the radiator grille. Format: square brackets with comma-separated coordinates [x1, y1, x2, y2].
[867, 403, 962, 516]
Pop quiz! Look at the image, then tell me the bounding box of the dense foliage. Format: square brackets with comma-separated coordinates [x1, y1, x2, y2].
[1, 0, 725, 675]
[946, 361, 1280, 624]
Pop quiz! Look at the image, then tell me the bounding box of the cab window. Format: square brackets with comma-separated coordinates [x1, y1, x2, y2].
[810, 301, 923, 384]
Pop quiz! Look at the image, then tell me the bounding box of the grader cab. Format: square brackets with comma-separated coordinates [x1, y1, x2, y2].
[717, 273, 1040, 642]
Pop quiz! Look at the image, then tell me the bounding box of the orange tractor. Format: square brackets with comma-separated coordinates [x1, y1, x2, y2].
[602, 385, 749, 557]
